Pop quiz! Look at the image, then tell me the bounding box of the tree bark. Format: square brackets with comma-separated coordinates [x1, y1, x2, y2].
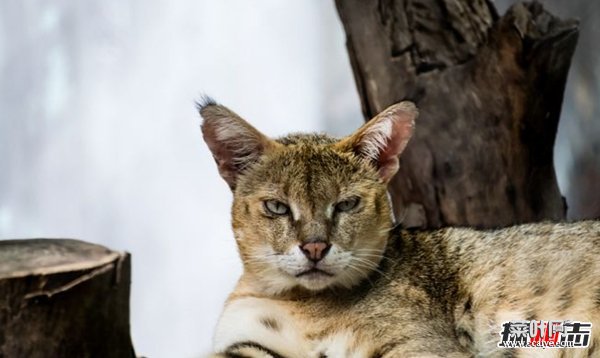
[336, 0, 578, 228]
[0, 239, 134, 358]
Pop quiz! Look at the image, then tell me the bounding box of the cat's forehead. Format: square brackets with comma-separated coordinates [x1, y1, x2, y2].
[275, 132, 338, 146]
[237, 133, 379, 200]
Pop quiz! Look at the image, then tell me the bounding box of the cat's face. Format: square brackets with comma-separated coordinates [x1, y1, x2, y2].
[200, 99, 417, 293]
[230, 137, 393, 292]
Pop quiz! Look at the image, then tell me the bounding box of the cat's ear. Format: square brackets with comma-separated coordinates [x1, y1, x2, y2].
[199, 98, 278, 190]
[338, 101, 417, 183]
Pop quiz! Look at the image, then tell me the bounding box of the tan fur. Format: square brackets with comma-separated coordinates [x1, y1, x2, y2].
[199, 99, 600, 358]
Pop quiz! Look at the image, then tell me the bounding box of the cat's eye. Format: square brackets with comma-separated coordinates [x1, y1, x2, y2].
[264, 200, 290, 216]
[335, 197, 360, 212]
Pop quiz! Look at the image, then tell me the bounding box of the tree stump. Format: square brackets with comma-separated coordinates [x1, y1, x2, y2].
[336, 0, 579, 228]
[0, 239, 134, 358]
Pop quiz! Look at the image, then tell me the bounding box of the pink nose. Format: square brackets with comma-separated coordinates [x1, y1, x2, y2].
[300, 240, 331, 262]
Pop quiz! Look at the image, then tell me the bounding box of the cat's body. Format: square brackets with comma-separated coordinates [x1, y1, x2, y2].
[215, 221, 600, 358]
[199, 99, 600, 357]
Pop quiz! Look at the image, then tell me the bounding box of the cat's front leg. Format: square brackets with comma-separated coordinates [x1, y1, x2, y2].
[380, 347, 472, 358]
[210, 343, 286, 358]
[213, 297, 312, 358]
[374, 333, 473, 358]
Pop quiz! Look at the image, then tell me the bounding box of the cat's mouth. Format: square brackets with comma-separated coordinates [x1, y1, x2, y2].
[295, 268, 333, 278]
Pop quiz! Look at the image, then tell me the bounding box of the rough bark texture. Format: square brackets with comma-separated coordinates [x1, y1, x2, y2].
[336, 0, 579, 228]
[0, 239, 134, 358]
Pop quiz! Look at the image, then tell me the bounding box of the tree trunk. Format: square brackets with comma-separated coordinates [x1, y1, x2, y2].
[335, 0, 578, 228]
[0, 239, 135, 358]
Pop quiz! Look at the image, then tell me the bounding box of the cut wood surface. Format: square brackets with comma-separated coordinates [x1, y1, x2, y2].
[0, 239, 134, 358]
[336, 0, 579, 228]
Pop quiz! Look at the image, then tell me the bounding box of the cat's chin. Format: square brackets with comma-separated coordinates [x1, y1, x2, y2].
[296, 273, 336, 291]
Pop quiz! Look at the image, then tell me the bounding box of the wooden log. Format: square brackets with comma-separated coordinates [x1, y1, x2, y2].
[0, 239, 134, 358]
[336, 0, 579, 228]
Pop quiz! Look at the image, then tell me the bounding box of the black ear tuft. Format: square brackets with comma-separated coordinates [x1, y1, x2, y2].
[195, 95, 217, 113]
[198, 100, 279, 190]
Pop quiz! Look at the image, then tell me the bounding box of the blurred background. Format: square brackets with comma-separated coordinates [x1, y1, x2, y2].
[0, 1, 597, 357]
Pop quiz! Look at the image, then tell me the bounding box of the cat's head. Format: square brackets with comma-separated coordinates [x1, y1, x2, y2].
[199, 98, 417, 294]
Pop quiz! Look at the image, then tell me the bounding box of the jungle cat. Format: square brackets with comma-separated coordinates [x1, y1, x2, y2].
[199, 98, 600, 358]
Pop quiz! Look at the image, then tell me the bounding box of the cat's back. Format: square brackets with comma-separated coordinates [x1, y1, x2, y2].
[333, 220, 600, 357]
[434, 220, 600, 357]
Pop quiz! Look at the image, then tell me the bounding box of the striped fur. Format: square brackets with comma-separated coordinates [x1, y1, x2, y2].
[200, 101, 600, 357]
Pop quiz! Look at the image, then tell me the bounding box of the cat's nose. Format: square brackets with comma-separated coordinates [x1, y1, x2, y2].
[300, 239, 331, 262]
